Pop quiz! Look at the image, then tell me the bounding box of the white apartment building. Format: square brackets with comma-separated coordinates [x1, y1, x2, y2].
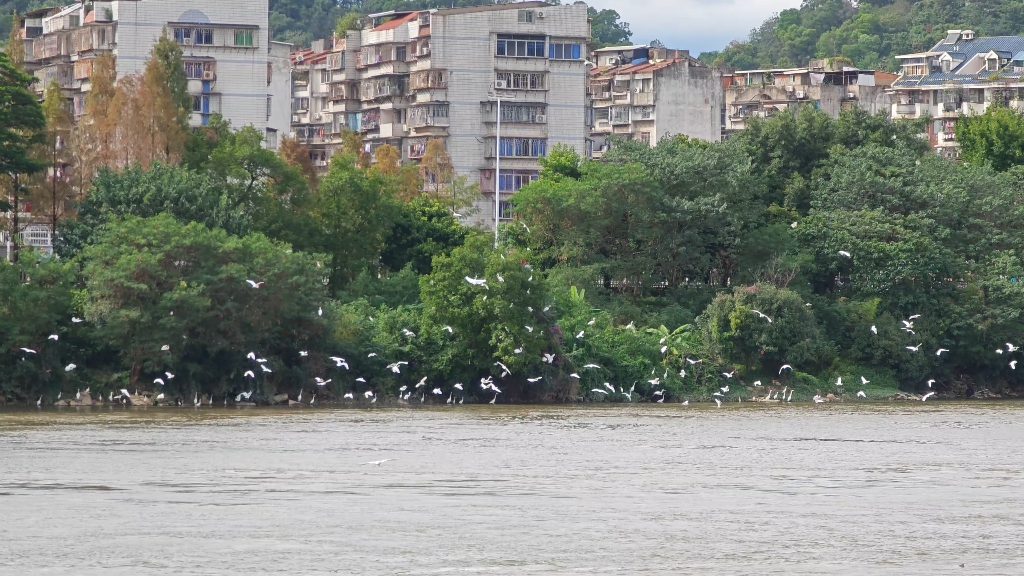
[290, 1, 590, 227]
[588, 45, 722, 157]
[18, 0, 292, 146]
[890, 30, 1024, 158]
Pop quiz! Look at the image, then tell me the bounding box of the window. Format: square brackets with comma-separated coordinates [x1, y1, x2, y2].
[184, 61, 211, 79]
[174, 27, 213, 45]
[640, 132, 651, 145]
[549, 43, 581, 60]
[518, 10, 534, 23]
[499, 103, 546, 123]
[637, 106, 653, 120]
[499, 200, 514, 220]
[234, 29, 254, 47]
[266, 96, 272, 121]
[499, 137, 546, 157]
[498, 170, 539, 192]
[292, 97, 309, 111]
[496, 34, 545, 58]
[495, 72, 546, 90]
[320, 69, 330, 84]
[265, 129, 278, 150]
[396, 46, 407, 61]
[192, 95, 210, 113]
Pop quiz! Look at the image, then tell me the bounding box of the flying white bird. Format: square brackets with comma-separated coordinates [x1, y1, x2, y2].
[314, 378, 332, 386]
[686, 358, 702, 365]
[524, 326, 534, 333]
[753, 380, 762, 387]
[870, 325, 877, 335]
[402, 328, 416, 338]
[542, 353, 555, 364]
[751, 310, 772, 323]
[861, 376, 869, 385]
[1007, 343, 1020, 352]
[576, 330, 585, 339]
[591, 388, 608, 395]
[922, 392, 935, 402]
[240, 391, 253, 400]
[20, 348, 36, 354]
[790, 221, 798, 228]
[65, 363, 76, 372]
[165, 372, 175, 379]
[367, 353, 377, 358]
[648, 377, 661, 386]
[679, 368, 687, 379]
[153, 378, 165, 386]
[355, 377, 366, 383]
[432, 388, 442, 395]
[1011, 360, 1018, 370]
[996, 349, 1004, 354]
[721, 385, 730, 393]
[161, 345, 170, 351]
[120, 389, 131, 399]
[722, 371, 735, 379]
[602, 382, 615, 393]
[936, 348, 949, 356]
[246, 280, 264, 288]
[856, 390, 866, 398]
[48, 334, 58, 341]
[329, 357, 350, 369]
[906, 344, 922, 352]
[926, 379, 936, 387]
[364, 459, 393, 466]
[570, 373, 580, 379]
[443, 326, 453, 333]
[583, 364, 601, 369]
[299, 351, 309, 357]
[527, 377, 543, 383]
[682, 400, 689, 405]
[587, 318, 596, 327]
[902, 320, 914, 329]
[908, 314, 921, 320]
[260, 365, 273, 373]
[454, 383, 464, 390]
[415, 377, 428, 388]
[244, 370, 255, 378]
[71, 317, 83, 323]
[364, 390, 375, 399]
[256, 358, 268, 364]
[779, 365, 792, 374]
[343, 392, 354, 399]
[495, 361, 511, 377]
[465, 276, 488, 288]
[838, 251, 851, 258]
[247, 352, 256, 360]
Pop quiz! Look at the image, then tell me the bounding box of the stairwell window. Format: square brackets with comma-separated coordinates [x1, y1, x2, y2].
[496, 72, 546, 90]
[234, 29, 254, 47]
[549, 43, 581, 60]
[496, 34, 545, 58]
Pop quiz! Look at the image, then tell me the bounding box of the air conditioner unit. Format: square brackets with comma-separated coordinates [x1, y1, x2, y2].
[795, 91, 807, 99]
[494, 80, 508, 89]
[202, 71, 216, 81]
[536, 11, 545, 18]
[292, 115, 300, 122]
[535, 114, 546, 123]
[846, 92, 856, 99]
[313, 113, 322, 120]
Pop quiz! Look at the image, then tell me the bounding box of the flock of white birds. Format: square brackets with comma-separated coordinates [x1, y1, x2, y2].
[25, 249, 987, 408]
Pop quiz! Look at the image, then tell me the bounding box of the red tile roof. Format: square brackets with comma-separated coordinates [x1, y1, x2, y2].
[372, 11, 420, 32]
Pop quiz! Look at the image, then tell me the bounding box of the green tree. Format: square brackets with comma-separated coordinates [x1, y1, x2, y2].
[79, 213, 330, 393]
[0, 50, 45, 262]
[956, 104, 1024, 172]
[37, 79, 74, 240]
[588, 7, 632, 48]
[380, 195, 468, 275]
[151, 33, 192, 129]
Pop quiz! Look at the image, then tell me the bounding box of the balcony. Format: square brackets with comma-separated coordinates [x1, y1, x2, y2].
[409, 116, 450, 129]
[378, 122, 407, 138]
[593, 119, 612, 133]
[612, 91, 631, 104]
[895, 103, 918, 116]
[633, 92, 654, 106]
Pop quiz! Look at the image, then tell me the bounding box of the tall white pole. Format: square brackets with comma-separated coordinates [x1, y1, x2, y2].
[494, 97, 501, 248]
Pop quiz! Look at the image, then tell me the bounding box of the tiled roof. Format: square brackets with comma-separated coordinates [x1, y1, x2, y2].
[894, 35, 1024, 87]
[372, 11, 420, 32]
[589, 58, 696, 80]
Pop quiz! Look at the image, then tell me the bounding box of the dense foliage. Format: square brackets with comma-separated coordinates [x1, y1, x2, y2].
[703, 0, 1024, 72]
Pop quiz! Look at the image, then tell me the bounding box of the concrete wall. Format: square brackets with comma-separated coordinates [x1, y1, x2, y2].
[112, 0, 279, 133]
[430, 3, 590, 227]
[653, 62, 722, 143]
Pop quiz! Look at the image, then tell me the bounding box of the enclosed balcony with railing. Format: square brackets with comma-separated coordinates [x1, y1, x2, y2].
[408, 104, 450, 128]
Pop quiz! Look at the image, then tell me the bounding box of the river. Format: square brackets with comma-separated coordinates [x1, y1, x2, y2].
[1, 402, 1022, 575]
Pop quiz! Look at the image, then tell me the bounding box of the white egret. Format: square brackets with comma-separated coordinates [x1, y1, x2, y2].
[495, 361, 511, 377]
[154, 378, 165, 386]
[583, 364, 601, 369]
[247, 352, 256, 360]
[870, 325, 877, 335]
[432, 388, 442, 395]
[156, 393, 165, 401]
[922, 392, 935, 401]
[779, 365, 792, 374]
[856, 390, 866, 398]
[682, 400, 689, 405]
[71, 317, 83, 323]
[835, 377, 843, 387]
[542, 354, 555, 364]
[329, 357, 350, 369]
[686, 358, 702, 365]
[906, 344, 922, 352]
[527, 377, 543, 383]
[926, 379, 936, 387]
[838, 250, 851, 258]
[65, 363, 76, 372]
[387, 361, 408, 374]
[660, 346, 668, 354]
[160, 345, 170, 351]
[1011, 361, 1018, 370]
[591, 389, 608, 395]
[244, 370, 255, 378]
[299, 351, 309, 357]
[861, 376, 869, 385]
[246, 280, 264, 288]
[722, 371, 735, 379]
[415, 377, 428, 388]
[364, 390, 374, 399]
[260, 365, 273, 373]
[356, 377, 366, 383]
[570, 373, 580, 379]
[714, 398, 722, 408]
[721, 385, 730, 393]
[908, 314, 921, 320]
[464, 276, 488, 288]
[751, 310, 772, 323]
[318, 307, 323, 317]
[343, 392, 354, 399]
[753, 380, 762, 387]
[576, 330, 585, 339]
[1008, 343, 1020, 352]
[165, 372, 175, 379]
[489, 393, 498, 404]
[364, 459, 393, 466]
[367, 352, 377, 357]
[648, 377, 660, 386]
[36, 396, 42, 408]
[443, 326, 453, 333]
[936, 348, 949, 356]
[48, 334, 58, 341]
[402, 328, 416, 338]
[20, 348, 36, 354]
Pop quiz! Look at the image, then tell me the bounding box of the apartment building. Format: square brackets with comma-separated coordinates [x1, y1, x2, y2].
[723, 60, 896, 138]
[588, 45, 722, 157]
[17, 0, 292, 146]
[890, 30, 1024, 158]
[289, 1, 590, 228]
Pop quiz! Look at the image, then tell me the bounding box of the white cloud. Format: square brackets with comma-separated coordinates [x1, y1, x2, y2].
[585, 0, 802, 55]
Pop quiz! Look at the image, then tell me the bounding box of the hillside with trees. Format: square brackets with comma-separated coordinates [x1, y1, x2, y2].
[702, 0, 1024, 72]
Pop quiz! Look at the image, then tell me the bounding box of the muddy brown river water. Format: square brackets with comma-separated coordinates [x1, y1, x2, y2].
[1, 402, 1022, 575]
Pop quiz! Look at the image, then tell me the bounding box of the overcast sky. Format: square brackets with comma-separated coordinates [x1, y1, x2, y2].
[585, 0, 803, 55]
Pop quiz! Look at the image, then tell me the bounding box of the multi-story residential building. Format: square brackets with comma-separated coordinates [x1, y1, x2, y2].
[890, 30, 1024, 158]
[587, 45, 722, 157]
[289, 1, 590, 228]
[17, 0, 292, 146]
[723, 60, 896, 138]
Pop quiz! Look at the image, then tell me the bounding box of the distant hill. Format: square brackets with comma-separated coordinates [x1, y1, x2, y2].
[699, 0, 1024, 72]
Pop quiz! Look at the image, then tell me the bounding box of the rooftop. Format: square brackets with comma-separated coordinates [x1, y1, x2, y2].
[894, 33, 1024, 87]
[434, 1, 552, 17]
